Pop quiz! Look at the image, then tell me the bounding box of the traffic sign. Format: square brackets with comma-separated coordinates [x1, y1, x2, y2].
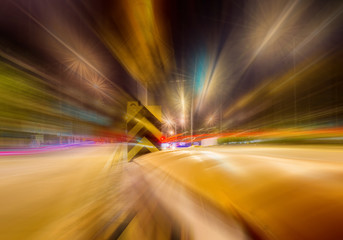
[126, 101, 162, 161]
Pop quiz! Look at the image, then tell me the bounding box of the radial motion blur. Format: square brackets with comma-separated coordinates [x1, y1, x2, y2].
[1, 0, 343, 239]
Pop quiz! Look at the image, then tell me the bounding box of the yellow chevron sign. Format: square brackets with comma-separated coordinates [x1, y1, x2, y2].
[127, 117, 162, 141]
[127, 137, 159, 161]
[126, 101, 162, 161]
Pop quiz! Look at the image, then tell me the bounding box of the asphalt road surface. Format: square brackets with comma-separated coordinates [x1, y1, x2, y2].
[135, 145, 343, 240]
[2, 144, 343, 240]
[0, 144, 126, 240]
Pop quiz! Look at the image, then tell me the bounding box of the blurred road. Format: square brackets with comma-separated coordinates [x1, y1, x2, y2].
[136, 145, 343, 240]
[0, 144, 126, 240]
[2, 144, 343, 240]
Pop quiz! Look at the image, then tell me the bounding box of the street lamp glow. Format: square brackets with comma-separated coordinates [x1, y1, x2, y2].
[207, 114, 216, 125]
[163, 116, 177, 135]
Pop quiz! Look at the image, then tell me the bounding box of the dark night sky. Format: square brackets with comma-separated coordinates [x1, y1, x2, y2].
[1, 0, 343, 131]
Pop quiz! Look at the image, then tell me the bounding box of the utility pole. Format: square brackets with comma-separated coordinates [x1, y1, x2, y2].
[219, 94, 223, 134]
[190, 66, 196, 146]
[138, 81, 148, 106]
[293, 37, 297, 128]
